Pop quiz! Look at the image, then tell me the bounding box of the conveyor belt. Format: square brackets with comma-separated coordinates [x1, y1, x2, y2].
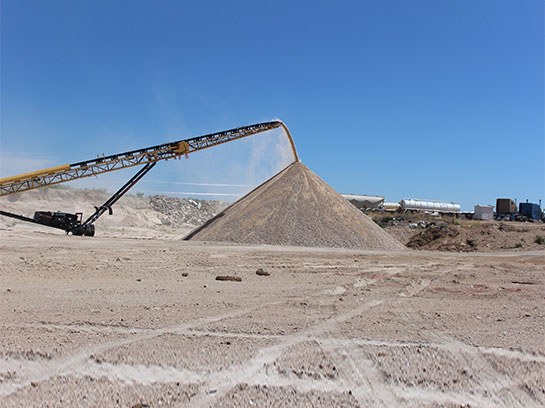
[0, 120, 298, 196]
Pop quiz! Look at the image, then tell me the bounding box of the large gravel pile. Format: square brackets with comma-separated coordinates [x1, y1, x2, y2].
[185, 162, 405, 250]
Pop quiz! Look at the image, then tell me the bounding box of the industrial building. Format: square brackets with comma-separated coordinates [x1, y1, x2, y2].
[474, 205, 494, 221]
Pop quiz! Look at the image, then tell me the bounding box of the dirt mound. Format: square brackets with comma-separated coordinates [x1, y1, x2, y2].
[185, 163, 405, 250]
[402, 220, 545, 252]
[406, 223, 463, 250]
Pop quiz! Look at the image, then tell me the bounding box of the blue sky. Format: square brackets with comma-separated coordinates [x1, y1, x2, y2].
[1, 0, 543, 210]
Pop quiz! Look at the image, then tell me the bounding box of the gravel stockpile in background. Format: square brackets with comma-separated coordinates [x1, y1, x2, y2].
[186, 163, 405, 250]
[150, 195, 226, 227]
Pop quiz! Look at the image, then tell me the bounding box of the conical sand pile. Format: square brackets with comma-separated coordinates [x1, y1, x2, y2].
[185, 163, 405, 250]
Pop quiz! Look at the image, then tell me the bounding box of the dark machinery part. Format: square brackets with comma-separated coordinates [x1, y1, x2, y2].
[0, 210, 94, 236]
[34, 211, 82, 231]
[0, 162, 156, 236]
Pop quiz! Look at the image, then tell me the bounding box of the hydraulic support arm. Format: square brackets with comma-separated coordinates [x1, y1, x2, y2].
[81, 162, 156, 227]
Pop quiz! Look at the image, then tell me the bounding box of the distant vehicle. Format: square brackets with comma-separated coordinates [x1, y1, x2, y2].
[496, 198, 516, 216]
[494, 198, 543, 222]
[400, 199, 461, 215]
[382, 202, 401, 212]
[342, 194, 384, 210]
[519, 202, 542, 221]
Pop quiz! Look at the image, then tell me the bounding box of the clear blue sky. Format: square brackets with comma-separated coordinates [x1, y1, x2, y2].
[1, 0, 543, 210]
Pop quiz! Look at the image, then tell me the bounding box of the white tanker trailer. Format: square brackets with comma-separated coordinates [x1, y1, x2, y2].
[382, 202, 402, 212]
[400, 199, 461, 214]
[342, 194, 384, 209]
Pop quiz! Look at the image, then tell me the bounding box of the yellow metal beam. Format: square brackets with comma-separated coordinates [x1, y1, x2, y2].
[0, 164, 71, 185]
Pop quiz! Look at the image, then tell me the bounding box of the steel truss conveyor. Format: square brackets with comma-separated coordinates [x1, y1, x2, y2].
[0, 120, 298, 197]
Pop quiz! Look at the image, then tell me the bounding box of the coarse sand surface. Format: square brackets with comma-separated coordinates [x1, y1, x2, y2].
[0, 231, 544, 407]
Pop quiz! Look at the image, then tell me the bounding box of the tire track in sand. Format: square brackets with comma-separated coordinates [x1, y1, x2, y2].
[0, 302, 283, 396]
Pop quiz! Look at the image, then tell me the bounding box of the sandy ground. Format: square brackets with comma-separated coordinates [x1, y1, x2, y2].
[1, 228, 544, 407]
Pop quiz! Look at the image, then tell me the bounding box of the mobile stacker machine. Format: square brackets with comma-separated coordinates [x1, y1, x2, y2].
[0, 121, 298, 236]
